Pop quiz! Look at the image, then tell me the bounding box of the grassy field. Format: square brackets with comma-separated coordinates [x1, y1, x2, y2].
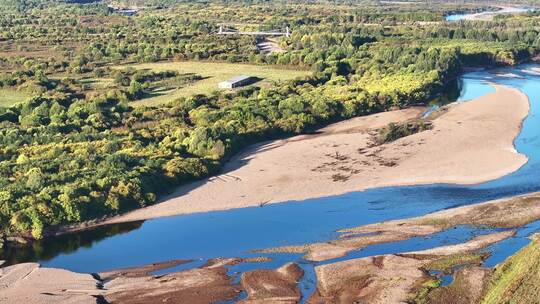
[79, 77, 114, 89]
[114, 61, 311, 106]
[0, 88, 31, 107]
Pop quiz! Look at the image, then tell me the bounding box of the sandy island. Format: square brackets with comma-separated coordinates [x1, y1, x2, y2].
[88, 84, 529, 226]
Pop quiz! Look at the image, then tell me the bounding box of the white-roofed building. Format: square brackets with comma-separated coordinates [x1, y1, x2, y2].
[218, 75, 253, 89]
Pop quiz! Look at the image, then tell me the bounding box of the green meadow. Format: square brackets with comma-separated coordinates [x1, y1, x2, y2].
[115, 61, 310, 106]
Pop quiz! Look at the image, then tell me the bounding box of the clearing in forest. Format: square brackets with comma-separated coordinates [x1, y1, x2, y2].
[113, 61, 310, 106]
[0, 88, 31, 107]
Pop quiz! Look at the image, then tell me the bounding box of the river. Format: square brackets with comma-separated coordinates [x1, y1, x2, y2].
[2, 65, 540, 301]
[446, 7, 532, 21]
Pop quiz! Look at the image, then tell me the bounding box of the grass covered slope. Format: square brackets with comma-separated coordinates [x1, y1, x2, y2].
[481, 235, 540, 304]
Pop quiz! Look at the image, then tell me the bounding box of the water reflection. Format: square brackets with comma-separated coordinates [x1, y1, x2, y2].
[2, 221, 143, 266]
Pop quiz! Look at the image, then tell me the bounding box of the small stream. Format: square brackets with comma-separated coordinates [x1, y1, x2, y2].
[3, 64, 540, 301]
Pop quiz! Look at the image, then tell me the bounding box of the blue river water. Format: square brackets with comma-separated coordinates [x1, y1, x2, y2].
[446, 7, 532, 21]
[3, 65, 540, 295]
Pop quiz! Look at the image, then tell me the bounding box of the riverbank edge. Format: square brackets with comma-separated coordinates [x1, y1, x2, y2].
[36, 83, 530, 239]
[0, 64, 532, 248]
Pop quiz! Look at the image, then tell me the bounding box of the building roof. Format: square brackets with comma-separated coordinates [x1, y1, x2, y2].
[222, 75, 252, 84]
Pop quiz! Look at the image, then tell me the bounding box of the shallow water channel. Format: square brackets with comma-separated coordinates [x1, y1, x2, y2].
[3, 64, 540, 301]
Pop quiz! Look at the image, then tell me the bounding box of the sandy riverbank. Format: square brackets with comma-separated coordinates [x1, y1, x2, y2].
[89, 84, 529, 226]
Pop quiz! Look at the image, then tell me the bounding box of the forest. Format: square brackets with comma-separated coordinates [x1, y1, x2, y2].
[0, 0, 539, 243]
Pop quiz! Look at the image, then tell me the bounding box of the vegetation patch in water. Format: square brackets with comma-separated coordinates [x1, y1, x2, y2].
[424, 252, 487, 272]
[411, 278, 441, 304]
[411, 252, 489, 304]
[373, 119, 433, 145]
[423, 266, 491, 304]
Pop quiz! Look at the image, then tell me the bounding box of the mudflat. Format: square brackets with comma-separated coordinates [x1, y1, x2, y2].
[98, 85, 528, 225]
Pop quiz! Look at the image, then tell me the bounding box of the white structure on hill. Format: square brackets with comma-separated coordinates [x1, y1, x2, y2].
[218, 75, 253, 89]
